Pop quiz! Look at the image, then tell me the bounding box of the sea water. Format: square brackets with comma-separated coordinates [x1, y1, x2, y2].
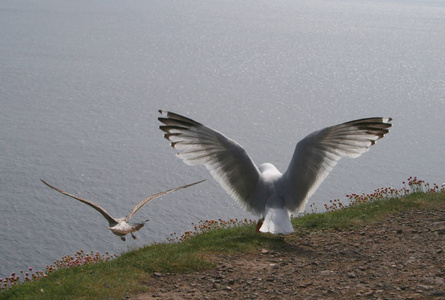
[1, 0, 444, 278]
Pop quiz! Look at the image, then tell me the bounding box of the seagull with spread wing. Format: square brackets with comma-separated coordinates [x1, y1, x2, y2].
[158, 110, 392, 234]
[41, 179, 205, 240]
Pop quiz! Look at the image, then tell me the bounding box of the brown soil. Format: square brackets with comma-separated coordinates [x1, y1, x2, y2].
[131, 208, 445, 300]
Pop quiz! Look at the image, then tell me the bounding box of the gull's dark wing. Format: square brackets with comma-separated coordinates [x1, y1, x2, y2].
[41, 179, 118, 226]
[125, 180, 206, 221]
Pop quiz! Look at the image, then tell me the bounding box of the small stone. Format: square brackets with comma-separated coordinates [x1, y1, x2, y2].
[347, 272, 356, 278]
[417, 284, 434, 291]
[320, 270, 331, 276]
[429, 291, 445, 297]
[435, 277, 445, 285]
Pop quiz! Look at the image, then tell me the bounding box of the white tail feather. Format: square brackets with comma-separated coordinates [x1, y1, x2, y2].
[259, 207, 294, 234]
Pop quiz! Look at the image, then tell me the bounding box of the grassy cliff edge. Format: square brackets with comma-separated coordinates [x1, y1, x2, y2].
[1, 179, 444, 299]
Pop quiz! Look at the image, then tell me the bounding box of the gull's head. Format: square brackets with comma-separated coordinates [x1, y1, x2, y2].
[127, 222, 145, 232]
[258, 163, 281, 178]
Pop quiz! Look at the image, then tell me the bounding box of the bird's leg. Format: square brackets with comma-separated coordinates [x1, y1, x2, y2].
[121, 236, 126, 241]
[131, 233, 137, 240]
[256, 218, 264, 233]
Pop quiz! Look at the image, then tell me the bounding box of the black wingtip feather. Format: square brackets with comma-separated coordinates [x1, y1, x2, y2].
[159, 125, 190, 133]
[158, 110, 203, 126]
[346, 118, 392, 134]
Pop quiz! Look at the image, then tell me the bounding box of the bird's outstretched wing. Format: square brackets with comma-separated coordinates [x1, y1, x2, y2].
[158, 110, 266, 215]
[281, 117, 392, 212]
[125, 179, 206, 221]
[40, 179, 118, 226]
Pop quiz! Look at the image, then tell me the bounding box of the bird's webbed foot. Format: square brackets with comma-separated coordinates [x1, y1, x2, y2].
[121, 236, 126, 241]
[131, 233, 137, 240]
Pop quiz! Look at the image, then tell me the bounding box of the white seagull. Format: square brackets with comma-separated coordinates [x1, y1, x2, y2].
[41, 179, 205, 240]
[158, 110, 392, 234]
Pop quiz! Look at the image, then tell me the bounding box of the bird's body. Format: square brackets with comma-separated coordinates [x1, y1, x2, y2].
[158, 110, 392, 234]
[41, 179, 205, 240]
[108, 219, 144, 238]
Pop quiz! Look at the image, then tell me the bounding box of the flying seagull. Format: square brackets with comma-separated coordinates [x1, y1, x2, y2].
[158, 110, 392, 234]
[41, 179, 205, 240]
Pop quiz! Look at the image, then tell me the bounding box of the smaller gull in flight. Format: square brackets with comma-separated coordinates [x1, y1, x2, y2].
[41, 179, 205, 241]
[158, 110, 392, 234]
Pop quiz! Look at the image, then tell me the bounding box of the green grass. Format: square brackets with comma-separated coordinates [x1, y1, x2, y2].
[1, 188, 444, 300]
[294, 190, 445, 230]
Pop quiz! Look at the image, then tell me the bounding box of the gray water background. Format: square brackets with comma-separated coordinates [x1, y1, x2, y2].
[1, 0, 444, 278]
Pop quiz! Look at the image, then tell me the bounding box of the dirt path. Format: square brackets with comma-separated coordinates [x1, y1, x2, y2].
[131, 208, 445, 299]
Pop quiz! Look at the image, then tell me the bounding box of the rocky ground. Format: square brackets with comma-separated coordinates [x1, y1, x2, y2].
[131, 208, 445, 299]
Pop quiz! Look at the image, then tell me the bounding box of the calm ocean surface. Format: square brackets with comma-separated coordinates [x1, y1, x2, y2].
[1, 0, 444, 278]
